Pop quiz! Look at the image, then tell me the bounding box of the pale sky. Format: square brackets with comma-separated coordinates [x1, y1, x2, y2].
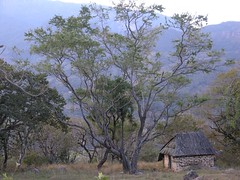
[54, 0, 240, 25]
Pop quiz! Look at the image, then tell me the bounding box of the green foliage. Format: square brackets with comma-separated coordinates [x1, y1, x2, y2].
[94, 76, 133, 119]
[156, 114, 202, 141]
[206, 68, 240, 146]
[23, 152, 48, 167]
[215, 144, 240, 168]
[167, 114, 200, 131]
[34, 125, 78, 164]
[2, 173, 13, 180]
[204, 68, 240, 167]
[0, 61, 67, 128]
[0, 60, 68, 169]
[139, 141, 159, 162]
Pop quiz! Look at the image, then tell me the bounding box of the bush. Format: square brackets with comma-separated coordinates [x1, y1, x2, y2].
[216, 145, 240, 168]
[23, 152, 48, 167]
[34, 125, 78, 164]
[139, 142, 159, 162]
[96, 172, 109, 180]
[1, 173, 13, 180]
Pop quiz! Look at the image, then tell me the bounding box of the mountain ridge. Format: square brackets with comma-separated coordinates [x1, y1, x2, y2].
[1, 0, 239, 60]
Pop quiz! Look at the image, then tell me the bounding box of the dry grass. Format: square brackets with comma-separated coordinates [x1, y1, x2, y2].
[40, 161, 164, 175]
[197, 168, 240, 180]
[138, 161, 164, 171]
[3, 162, 240, 180]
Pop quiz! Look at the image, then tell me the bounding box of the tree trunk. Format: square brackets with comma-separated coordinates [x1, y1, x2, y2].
[16, 152, 25, 169]
[97, 149, 110, 170]
[89, 149, 97, 163]
[130, 131, 143, 174]
[120, 150, 131, 173]
[2, 139, 8, 170]
[80, 142, 96, 163]
[16, 130, 29, 169]
[130, 147, 141, 174]
[120, 116, 131, 172]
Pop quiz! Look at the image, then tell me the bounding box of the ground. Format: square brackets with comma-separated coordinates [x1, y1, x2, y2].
[1, 162, 240, 180]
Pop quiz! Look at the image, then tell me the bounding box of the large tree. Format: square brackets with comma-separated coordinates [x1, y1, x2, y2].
[202, 68, 240, 165]
[0, 60, 67, 169]
[25, 0, 222, 173]
[205, 68, 240, 146]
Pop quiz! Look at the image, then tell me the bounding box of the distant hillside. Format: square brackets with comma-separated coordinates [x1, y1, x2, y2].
[0, 0, 82, 59]
[1, 0, 239, 60]
[204, 21, 240, 59]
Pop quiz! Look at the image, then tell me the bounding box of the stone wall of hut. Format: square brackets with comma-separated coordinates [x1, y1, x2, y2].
[170, 155, 215, 171]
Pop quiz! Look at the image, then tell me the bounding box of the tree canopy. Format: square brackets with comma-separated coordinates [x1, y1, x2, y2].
[0, 60, 68, 169]
[25, 0, 223, 173]
[205, 68, 240, 146]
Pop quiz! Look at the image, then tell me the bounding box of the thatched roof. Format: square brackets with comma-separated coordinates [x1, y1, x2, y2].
[159, 131, 216, 158]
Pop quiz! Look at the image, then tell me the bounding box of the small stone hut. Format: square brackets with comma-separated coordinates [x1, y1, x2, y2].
[158, 131, 216, 171]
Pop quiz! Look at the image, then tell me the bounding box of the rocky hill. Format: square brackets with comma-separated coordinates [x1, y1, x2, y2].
[204, 21, 240, 59]
[1, 0, 239, 59]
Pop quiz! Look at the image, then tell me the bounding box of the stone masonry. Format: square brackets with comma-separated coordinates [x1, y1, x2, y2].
[170, 155, 215, 171]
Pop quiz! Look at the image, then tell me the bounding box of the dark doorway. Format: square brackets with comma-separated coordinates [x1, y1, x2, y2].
[168, 155, 172, 168]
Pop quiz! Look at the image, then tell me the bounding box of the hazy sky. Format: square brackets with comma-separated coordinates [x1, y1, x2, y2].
[54, 0, 240, 25]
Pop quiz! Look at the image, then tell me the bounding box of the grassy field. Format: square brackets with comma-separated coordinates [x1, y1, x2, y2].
[1, 162, 240, 180]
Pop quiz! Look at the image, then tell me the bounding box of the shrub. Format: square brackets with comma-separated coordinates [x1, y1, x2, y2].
[2, 173, 13, 180]
[23, 152, 48, 167]
[96, 172, 109, 180]
[216, 145, 240, 168]
[139, 141, 159, 162]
